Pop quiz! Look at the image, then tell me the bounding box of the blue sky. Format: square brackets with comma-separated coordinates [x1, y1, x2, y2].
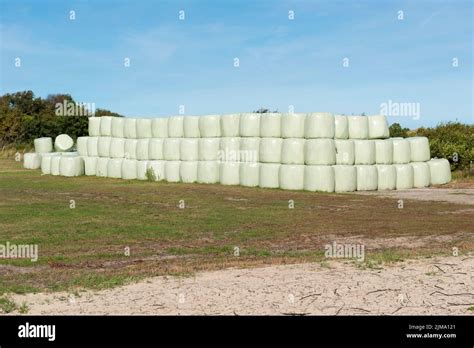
[0, 0, 472, 128]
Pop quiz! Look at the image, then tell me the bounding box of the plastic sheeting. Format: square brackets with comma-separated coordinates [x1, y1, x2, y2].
[124, 139, 138, 159]
[163, 138, 181, 160]
[259, 163, 280, 188]
[395, 164, 414, 189]
[34, 137, 53, 153]
[83, 156, 98, 176]
[179, 161, 198, 183]
[151, 118, 168, 138]
[121, 159, 137, 180]
[136, 160, 149, 180]
[305, 139, 336, 165]
[281, 113, 305, 138]
[24, 153, 42, 169]
[356, 165, 378, 191]
[77, 137, 88, 156]
[55, 134, 74, 152]
[124, 118, 137, 139]
[109, 138, 125, 158]
[411, 162, 430, 188]
[111, 117, 125, 138]
[368, 115, 389, 139]
[335, 139, 355, 165]
[149, 139, 164, 160]
[86, 137, 98, 157]
[219, 137, 240, 162]
[333, 165, 357, 192]
[348, 116, 369, 139]
[260, 113, 281, 138]
[51, 156, 62, 176]
[376, 165, 396, 191]
[408, 137, 430, 162]
[392, 138, 411, 164]
[136, 139, 150, 160]
[60, 156, 84, 177]
[180, 138, 199, 161]
[354, 140, 375, 165]
[239, 113, 260, 137]
[219, 162, 240, 185]
[168, 116, 184, 138]
[428, 159, 451, 185]
[220, 114, 240, 137]
[96, 158, 109, 177]
[183, 116, 200, 138]
[165, 161, 181, 182]
[198, 138, 220, 161]
[305, 112, 335, 139]
[136, 119, 152, 138]
[40, 153, 60, 174]
[197, 161, 219, 184]
[304, 165, 335, 192]
[88, 117, 101, 136]
[259, 138, 282, 163]
[279, 164, 304, 190]
[99, 116, 113, 136]
[239, 137, 260, 163]
[375, 139, 393, 164]
[240, 162, 259, 187]
[199, 115, 221, 137]
[147, 160, 166, 181]
[334, 115, 349, 139]
[281, 138, 305, 164]
[107, 159, 122, 178]
[97, 137, 112, 157]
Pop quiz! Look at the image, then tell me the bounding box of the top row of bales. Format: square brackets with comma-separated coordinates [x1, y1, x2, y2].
[88, 113, 390, 140]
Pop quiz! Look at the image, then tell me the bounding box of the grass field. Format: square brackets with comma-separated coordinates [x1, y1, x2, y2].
[0, 158, 473, 295]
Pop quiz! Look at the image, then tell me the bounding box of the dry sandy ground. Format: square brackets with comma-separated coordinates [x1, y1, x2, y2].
[9, 253, 474, 315]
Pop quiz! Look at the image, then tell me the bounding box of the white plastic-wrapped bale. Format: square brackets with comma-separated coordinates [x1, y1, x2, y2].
[334, 115, 349, 139]
[180, 138, 199, 161]
[97, 137, 112, 157]
[356, 165, 378, 191]
[305, 139, 336, 165]
[151, 118, 168, 138]
[99, 116, 113, 136]
[279, 164, 304, 190]
[96, 158, 109, 177]
[408, 137, 430, 162]
[121, 159, 137, 180]
[333, 165, 357, 192]
[220, 162, 240, 185]
[220, 114, 240, 137]
[260, 113, 281, 138]
[281, 139, 305, 164]
[368, 115, 389, 139]
[199, 115, 221, 137]
[335, 139, 355, 165]
[354, 140, 375, 165]
[392, 138, 411, 164]
[149, 139, 164, 160]
[87, 136, 99, 157]
[40, 153, 60, 174]
[305, 112, 335, 138]
[88, 117, 101, 136]
[281, 113, 306, 138]
[60, 156, 84, 177]
[197, 161, 219, 184]
[136, 160, 149, 180]
[163, 138, 181, 160]
[183, 116, 200, 138]
[219, 137, 240, 162]
[124, 139, 138, 159]
[376, 165, 396, 191]
[23, 153, 42, 169]
[147, 160, 166, 181]
[179, 161, 198, 183]
[83, 156, 98, 176]
[110, 138, 125, 158]
[239, 113, 260, 137]
[107, 159, 122, 178]
[348, 116, 369, 139]
[411, 162, 430, 188]
[240, 162, 259, 187]
[124, 118, 137, 139]
[259, 163, 280, 188]
[111, 117, 125, 138]
[375, 139, 393, 164]
[239, 137, 260, 163]
[50, 156, 61, 176]
[136, 119, 152, 138]
[34, 137, 53, 153]
[198, 138, 220, 161]
[168, 116, 184, 138]
[259, 138, 282, 163]
[428, 159, 451, 185]
[395, 164, 414, 189]
[165, 161, 180, 182]
[304, 165, 335, 192]
[136, 139, 150, 160]
[54, 134, 74, 152]
[76, 137, 88, 156]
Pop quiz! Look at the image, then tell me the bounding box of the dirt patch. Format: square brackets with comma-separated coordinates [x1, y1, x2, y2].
[357, 188, 474, 205]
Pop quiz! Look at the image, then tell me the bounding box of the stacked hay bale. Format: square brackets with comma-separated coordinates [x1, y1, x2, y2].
[26, 114, 452, 190]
